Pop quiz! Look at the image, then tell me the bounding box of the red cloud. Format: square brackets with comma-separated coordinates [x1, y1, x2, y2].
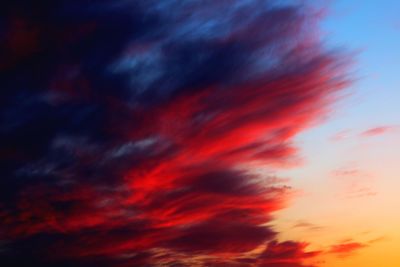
[0, 1, 349, 266]
[329, 241, 367, 257]
[254, 240, 321, 267]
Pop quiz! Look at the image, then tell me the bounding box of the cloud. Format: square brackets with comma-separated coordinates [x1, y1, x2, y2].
[332, 125, 398, 141]
[0, 0, 349, 266]
[330, 129, 352, 142]
[360, 126, 397, 137]
[331, 166, 377, 199]
[332, 167, 362, 177]
[257, 240, 321, 267]
[331, 166, 373, 180]
[293, 221, 324, 232]
[329, 241, 367, 258]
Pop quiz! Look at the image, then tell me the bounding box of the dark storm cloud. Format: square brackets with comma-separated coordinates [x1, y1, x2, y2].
[0, 0, 348, 266]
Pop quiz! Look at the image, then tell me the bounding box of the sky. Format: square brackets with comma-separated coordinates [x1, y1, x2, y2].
[0, 1, 398, 267]
[275, 1, 400, 266]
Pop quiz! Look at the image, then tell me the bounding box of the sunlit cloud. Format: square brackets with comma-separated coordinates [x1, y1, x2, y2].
[329, 241, 367, 258]
[0, 1, 350, 266]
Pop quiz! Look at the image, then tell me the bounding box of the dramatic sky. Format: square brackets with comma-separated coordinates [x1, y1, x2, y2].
[0, 1, 398, 267]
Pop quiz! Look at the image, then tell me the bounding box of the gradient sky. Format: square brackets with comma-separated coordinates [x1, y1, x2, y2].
[0, 1, 399, 267]
[275, 1, 400, 266]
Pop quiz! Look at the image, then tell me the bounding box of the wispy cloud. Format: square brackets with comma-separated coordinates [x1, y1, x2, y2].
[360, 126, 397, 137]
[330, 129, 352, 141]
[293, 221, 325, 232]
[329, 241, 367, 258]
[331, 166, 377, 199]
[0, 1, 349, 266]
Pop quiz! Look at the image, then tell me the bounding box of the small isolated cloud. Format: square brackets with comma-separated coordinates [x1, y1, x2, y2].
[331, 166, 373, 180]
[330, 129, 352, 142]
[346, 186, 377, 199]
[331, 166, 377, 199]
[293, 221, 324, 232]
[332, 167, 362, 178]
[360, 126, 397, 137]
[367, 236, 387, 245]
[329, 241, 367, 258]
[331, 125, 398, 141]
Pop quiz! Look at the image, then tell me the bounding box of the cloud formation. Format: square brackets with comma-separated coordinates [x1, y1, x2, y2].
[0, 1, 348, 266]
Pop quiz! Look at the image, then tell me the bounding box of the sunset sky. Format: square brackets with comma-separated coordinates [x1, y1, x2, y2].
[275, 1, 400, 266]
[0, 1, 399, 267]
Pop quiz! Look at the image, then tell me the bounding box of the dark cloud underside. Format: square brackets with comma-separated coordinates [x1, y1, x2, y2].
[0, 0, 348, 266]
